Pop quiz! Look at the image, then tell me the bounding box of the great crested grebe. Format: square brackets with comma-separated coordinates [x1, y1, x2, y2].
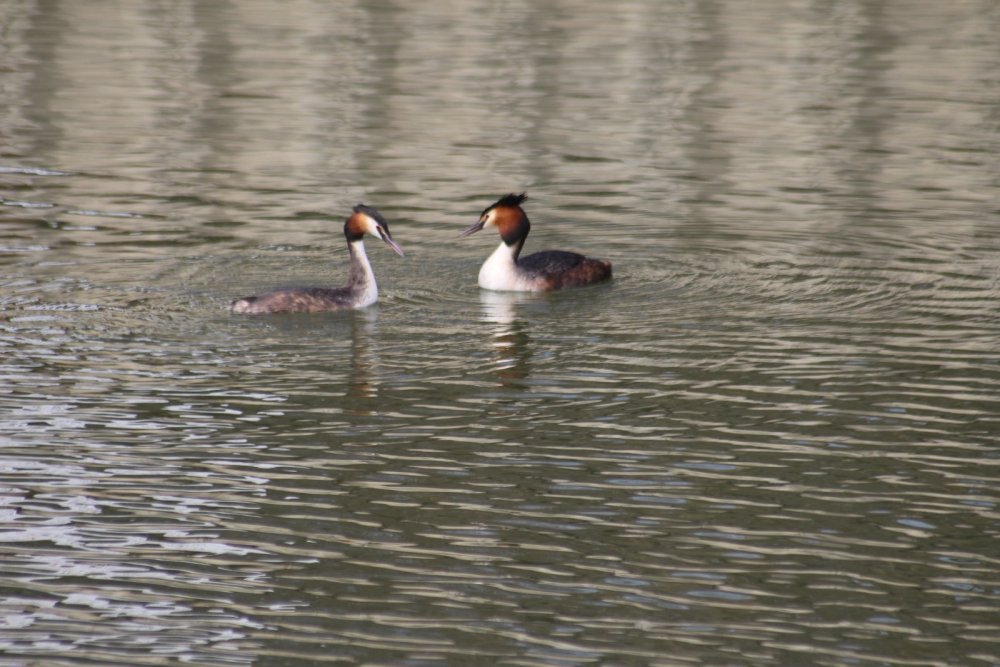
[230, 204, 404, 314]
[461, 193, 612, 292]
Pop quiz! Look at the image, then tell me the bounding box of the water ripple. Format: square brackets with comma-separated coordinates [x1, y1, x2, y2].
[3, 0, 1000, 664]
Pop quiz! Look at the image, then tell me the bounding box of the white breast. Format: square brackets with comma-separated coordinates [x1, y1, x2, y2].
[478, 242, 534, 291]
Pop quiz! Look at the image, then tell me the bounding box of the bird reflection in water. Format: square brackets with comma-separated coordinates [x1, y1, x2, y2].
[345, 308, 380, 409]
[478, 290, 536, 387]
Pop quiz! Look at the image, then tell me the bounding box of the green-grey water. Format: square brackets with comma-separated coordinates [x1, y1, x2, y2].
[2, 1, 999, 665]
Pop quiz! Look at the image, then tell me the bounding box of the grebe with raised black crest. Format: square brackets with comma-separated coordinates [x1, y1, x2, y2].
[230, 204, 404, 314]
[461, 193, 612, 292]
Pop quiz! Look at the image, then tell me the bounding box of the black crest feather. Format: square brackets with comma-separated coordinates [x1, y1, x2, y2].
[483, 192, 527, 216]
[352, 203, 389, 229]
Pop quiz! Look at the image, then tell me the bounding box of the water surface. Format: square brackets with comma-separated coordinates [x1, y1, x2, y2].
[1, 1, 999, 665]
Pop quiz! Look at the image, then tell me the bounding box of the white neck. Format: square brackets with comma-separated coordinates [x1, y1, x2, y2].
[478, 241, 523, 291]
[349, 240, 379, 307]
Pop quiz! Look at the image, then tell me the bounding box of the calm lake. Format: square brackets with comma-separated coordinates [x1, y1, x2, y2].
[1, 1, 998, 665]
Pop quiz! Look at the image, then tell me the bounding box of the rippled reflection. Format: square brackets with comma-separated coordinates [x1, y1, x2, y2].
[478, 290, 538, 387]
[346, 309, 380, 405]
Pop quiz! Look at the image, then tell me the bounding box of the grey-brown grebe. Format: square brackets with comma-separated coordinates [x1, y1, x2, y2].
[461, 193, 611, 291]
[230, 204, 404, 314]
